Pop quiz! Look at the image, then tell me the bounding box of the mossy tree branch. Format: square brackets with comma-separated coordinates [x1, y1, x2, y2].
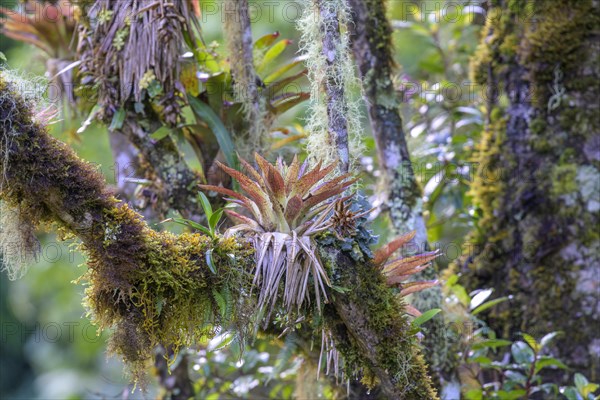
[1, 73, 438, 398]
[324, 248, 438, 399]
[0, 75, 255, 380]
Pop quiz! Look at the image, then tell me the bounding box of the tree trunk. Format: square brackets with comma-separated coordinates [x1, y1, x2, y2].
[465, 0, 600, 378]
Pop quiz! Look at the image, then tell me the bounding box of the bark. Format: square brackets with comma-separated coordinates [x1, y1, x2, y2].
[347, 0, 457, 386]
[0, 75, 438, 399]
[465, 0, 600, 378]
[117, 116, 203, 222]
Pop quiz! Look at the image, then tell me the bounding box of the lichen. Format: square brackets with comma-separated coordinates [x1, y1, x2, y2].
[0, 201, 40, 280]
[297, 0, 364, 171]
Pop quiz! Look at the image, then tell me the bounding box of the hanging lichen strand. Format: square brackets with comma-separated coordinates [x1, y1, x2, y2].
[0, 70, 50, 280]
[298, 0, 363, 172]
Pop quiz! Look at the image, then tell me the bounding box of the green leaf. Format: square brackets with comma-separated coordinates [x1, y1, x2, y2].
[0, 52, 7, 62]
[412, 308, 442, 327]
[582, 383, 600, 398]
[451, 283, 471, 306]
[468, 356, 492, 365]
[264, 55, 307, 84]
[206, 393, 220, 400]
[146, 80, 163, 98]
[208, 208, 224, 233]
[331, 285, 351, 293]
[257, 39, 292, 74]
[150, 126, 170, 140]
[464, 389, 483, 400]
[511, 341, 535, 364]
[575, 373, 589, 392]
[563, 387, 581, 400]
[205, 248, 217, 274]
[504, 370, 527, 384]
[188, 95, 237, 169]
[166, 217, 213, 236]
[471, 296, 509, 315]
[521, 332, 541, 353]
[109, 107, 126, 131]
[534, 356, 568, 374]
[445, 273, 459, 286]
[495, 389, 527, 399]
[198, 191, 213, 216]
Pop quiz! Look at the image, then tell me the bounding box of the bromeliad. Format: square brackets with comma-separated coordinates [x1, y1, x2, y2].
[200, 153, 356, 320]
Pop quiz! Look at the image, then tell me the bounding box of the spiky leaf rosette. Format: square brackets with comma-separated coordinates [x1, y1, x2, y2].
[373, 231, 440, 317]
[200, 153, 356, 320]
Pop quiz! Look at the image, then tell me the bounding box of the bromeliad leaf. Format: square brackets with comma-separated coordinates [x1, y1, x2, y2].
[254, 31, 281, 52]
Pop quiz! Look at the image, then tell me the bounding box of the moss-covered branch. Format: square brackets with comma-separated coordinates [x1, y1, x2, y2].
[1, 72, 438, 397]
[323, 247, 438, 399]
[0, 75, 255, 379]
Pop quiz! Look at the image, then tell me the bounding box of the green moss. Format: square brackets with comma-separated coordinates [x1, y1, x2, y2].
[322, 245, 438, 399]
[550, 164, 578, 196]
